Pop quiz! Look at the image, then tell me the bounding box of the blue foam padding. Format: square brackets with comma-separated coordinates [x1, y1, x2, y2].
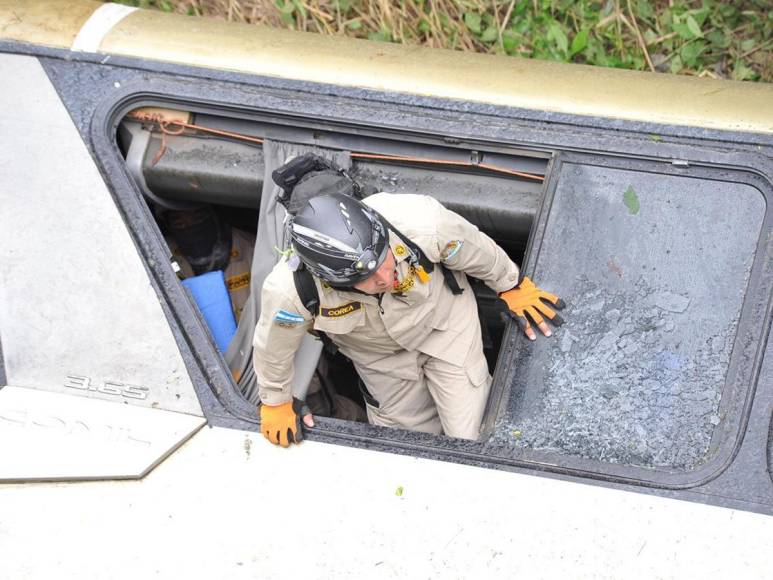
[182, 270, 237, 353]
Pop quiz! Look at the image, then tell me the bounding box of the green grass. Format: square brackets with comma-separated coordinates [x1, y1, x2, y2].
[114, 1, 772, 82]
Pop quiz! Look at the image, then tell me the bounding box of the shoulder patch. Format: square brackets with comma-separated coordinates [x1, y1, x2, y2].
[321, 302, 362, 318]
[440, 240, 463, 261]
[273, 309, 306, 327]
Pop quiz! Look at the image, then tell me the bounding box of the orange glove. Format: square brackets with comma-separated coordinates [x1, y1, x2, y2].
[499, 276, 565, 331]
[260, 398, 305, 447]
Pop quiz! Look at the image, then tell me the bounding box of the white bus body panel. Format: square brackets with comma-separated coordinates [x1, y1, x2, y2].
[0, 52, 202, 416]
[0, 385, 204, 480]
[0, 52, 205, 481]
[1, 427, 771, 579]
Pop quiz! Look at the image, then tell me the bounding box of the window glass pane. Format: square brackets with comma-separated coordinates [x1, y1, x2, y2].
[490, 163, 765, 471]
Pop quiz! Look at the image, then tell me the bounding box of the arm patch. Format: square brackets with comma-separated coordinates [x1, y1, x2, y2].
[273, 309, 306, 327]
[440, 240, 463, 261]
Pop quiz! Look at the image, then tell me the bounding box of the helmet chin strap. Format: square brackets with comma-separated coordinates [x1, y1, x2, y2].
[329, 284, 366, 294]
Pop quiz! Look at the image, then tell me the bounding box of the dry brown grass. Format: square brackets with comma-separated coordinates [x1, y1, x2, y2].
[128, 1, 772, 81]
[154, 1, 531, 52]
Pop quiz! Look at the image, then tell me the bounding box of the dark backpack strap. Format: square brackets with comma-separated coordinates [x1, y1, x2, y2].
[441, 264, 464, 295]
[292, 265, 339, 356]
[293, 266, 320, 315]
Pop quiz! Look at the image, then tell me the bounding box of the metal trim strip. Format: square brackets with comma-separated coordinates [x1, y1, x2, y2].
[71, 3, 137, 53]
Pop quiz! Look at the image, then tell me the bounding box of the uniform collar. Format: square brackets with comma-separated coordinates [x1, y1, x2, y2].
[388, 230, 412, 265]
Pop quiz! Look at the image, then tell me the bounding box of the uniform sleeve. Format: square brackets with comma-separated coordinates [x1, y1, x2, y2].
[425, 196, 520, 293]
[252, 262, 314, 406]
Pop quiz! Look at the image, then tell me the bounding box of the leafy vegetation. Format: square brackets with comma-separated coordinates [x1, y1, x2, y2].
[115, 1, 772, 81]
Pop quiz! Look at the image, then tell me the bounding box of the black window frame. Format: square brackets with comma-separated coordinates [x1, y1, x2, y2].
[485, 151, 773, 488]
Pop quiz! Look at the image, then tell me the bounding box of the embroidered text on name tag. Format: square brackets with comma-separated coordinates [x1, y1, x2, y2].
[321, 302, 362, 317]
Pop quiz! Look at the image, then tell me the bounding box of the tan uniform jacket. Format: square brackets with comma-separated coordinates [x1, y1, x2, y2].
[253, 193, 520, 406]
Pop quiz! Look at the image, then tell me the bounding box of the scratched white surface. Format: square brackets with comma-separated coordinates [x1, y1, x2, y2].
[0, 386, 204, 481]
[0, 424, 771, 579]
[0, 53, 202, 415]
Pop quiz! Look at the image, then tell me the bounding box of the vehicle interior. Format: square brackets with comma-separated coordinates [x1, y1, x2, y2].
[117, 105, 548, 426]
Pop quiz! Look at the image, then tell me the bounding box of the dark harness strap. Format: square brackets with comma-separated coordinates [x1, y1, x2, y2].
[441, 265, 464, 295]
[293, 265, 320, 315]
[293, 266, 339, 355]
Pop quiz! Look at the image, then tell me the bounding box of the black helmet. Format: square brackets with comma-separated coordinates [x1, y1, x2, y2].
[290, 193, 390, 286]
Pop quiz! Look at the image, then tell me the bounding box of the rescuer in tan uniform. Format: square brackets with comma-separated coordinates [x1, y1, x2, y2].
[254, 155, 563, 445]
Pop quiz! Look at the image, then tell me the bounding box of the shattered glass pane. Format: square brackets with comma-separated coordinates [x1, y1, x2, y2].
[491, 163, 765, 471]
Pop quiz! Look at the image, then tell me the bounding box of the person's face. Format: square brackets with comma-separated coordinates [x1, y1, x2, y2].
[353, 248, 395, 294]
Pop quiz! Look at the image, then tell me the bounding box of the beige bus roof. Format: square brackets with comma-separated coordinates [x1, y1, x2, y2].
[1, 0, 771, 134]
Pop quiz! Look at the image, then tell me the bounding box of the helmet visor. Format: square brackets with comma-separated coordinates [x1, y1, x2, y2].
[291, 215, 389, 285]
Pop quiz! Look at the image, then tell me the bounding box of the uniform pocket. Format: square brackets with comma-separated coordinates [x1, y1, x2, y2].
[465, 354, 491, 388]
[431, 310, 449, 331]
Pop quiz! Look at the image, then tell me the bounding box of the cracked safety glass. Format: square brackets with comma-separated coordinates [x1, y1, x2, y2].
[484, 158, 767, 477]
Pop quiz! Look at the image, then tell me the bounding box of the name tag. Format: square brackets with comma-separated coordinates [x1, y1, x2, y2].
[321, 302, 362, 317]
